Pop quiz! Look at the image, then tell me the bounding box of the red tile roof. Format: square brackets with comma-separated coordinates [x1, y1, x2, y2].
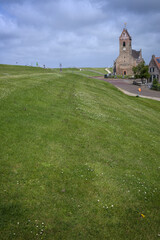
[155, 57, 160, 70]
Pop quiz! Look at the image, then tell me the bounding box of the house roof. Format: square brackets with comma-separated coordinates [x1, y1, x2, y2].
[132, 50, 141, 59]
[155, 57, 160, 70]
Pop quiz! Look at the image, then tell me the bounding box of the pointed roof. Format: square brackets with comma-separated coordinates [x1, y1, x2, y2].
[119, 28, 132, 40]
[151, 55, 160, 70]
[155, 57, 160, 70]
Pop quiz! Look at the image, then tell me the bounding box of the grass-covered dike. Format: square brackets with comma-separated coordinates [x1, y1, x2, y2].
[0, 65, 160, 240]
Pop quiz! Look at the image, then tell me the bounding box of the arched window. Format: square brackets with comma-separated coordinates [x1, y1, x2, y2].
[123, 42, 126, 47]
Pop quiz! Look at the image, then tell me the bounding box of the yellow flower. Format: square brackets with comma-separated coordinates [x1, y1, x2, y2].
[141, 213, 145, 218]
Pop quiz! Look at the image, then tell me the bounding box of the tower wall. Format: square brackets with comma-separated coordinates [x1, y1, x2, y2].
[115, 28, 143, 76]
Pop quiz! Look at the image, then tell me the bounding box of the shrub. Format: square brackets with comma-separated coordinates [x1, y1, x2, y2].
[151, 78, 160, 91]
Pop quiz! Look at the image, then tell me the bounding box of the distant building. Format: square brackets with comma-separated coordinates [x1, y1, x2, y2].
[148, 55, 160, 82]
[114, 28, 143, 76]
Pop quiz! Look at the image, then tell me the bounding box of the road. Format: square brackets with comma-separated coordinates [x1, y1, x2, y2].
[94, 77, 160, 101]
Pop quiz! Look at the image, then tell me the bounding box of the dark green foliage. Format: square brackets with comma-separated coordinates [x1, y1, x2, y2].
[151, 78, 160, 91]
[132, 62, 150, 80]
[115, 75, 130, 79]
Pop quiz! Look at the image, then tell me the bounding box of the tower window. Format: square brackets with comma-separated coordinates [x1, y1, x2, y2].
[123, 42, 126, 47]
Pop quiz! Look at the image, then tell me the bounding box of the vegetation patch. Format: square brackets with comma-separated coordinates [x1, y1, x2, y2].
[151, 79, 160, 91]
[0, 65, 160, 240]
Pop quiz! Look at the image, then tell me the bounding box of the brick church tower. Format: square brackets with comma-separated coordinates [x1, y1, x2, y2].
[114, 27, 143, 76]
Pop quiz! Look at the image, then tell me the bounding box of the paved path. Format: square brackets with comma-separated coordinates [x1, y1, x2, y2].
[94, 77, 160, 101]
[105, 68, 111, 74]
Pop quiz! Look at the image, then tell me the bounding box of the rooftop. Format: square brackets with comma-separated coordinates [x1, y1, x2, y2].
[132, 50, 141, 59]
[155, 57, 160, 70]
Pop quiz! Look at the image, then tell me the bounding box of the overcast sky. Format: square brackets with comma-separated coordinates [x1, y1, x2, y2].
[0, 0, 160, 68]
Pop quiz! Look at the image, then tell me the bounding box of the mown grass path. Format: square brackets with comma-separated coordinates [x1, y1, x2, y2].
[0, 65, 160, 240]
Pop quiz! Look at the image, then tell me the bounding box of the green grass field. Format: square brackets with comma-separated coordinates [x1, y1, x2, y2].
[0, 64, 160, 240]
[64, 67, 111, 77]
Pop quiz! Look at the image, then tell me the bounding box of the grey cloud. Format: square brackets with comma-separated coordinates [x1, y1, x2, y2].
[7, 0, 105, 31]
[105, 0, 160, 14]
[0, 0, 159, 67]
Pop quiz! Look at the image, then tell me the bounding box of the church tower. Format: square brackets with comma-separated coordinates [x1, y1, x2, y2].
[114, 27, 143, 76]
[119, 28, 132, 56]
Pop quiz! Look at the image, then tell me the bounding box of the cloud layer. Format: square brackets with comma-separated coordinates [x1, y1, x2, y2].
[0, 0, 160, 67]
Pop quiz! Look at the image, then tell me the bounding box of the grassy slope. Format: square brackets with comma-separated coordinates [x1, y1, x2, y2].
[0, 65, 160, 240]
[65, 67, 111, 77]
[83, 68, 113, 74]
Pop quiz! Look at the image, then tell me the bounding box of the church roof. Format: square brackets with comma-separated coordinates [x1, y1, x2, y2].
[132, 50, 141, 59]
[120, 28, 132, 40]
[124, 29, 132, 40]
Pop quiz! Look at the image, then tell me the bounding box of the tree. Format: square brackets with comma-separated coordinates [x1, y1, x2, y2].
[132, 62, 150, 82]
[151, 78, 160, 91]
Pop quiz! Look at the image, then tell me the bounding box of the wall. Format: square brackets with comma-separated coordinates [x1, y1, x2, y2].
[149, 59, 160, 82]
